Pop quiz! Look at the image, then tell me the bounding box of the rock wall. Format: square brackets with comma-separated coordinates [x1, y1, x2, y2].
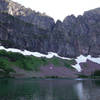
[0, 0, 100, 57]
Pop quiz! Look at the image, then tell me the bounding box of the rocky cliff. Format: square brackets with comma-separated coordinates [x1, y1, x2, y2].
[0, 0, 55, 31]
[0, 0, 100, 57]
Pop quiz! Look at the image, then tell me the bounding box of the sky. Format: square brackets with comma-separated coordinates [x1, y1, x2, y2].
[12, 0, 100, 21]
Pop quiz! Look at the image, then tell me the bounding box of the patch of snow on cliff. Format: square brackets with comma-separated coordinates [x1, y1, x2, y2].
[87, 55, 100, 64]
[0, 46, 100, 72]
[0, 46, 71, 60]
[72, 55, 87, 72]
[72, 55, 100, 72]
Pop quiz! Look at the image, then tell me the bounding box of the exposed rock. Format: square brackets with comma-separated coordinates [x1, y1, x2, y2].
[0, 0, 55, 31]
[80, 60, 100, 76]
[0, 0, 100, 58]
[9, 65, 78, 78]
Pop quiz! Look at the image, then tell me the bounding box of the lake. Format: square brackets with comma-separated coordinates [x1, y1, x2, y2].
[0, 79, 100, 100]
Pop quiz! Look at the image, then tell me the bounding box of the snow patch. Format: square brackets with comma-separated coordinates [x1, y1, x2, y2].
[0, 46, 71, 60]
[0, 46, 100, 72]
[87, 55, 100, 64]
[72, 55, 100, 72]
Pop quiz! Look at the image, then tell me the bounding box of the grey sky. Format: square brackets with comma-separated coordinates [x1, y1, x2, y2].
[12, 0, 100, 21]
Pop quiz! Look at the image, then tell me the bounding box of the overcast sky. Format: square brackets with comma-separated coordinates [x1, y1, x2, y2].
[12, 0, 100, 21]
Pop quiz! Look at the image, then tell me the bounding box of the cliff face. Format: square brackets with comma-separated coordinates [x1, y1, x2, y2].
[0, 0, 55, 31]
[0, 0, 100, 57]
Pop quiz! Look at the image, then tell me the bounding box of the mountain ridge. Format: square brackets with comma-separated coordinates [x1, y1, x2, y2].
[0, 0, 55, 30]
[0, 0, 100, 58]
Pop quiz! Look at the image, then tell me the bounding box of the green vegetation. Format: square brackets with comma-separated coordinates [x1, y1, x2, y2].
[90, 70, 100, 78]
[78, 70, 100, 79]
[45, 76, 59, 79]
[0, 50, 48, 71]
[92, 70, 100, 76]
[0, 50, 76, 76]
[0, 57, 15, 76]
[48, 57, 62, 66]
[63, 59, 76, 69]
[78, 74, 89, 78]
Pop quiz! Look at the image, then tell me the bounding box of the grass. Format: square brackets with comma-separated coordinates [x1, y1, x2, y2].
[0, 50, 76, 76]
[0, 57, 15, 76]
[63, 59, 76, 69]
[47, 57, 62, 66]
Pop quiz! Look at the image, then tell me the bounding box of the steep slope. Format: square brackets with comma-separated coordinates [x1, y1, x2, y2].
[0, 12, 77, 57]
[0, 46, 77, 78]
[0, 0, 100, 58]
[0, 46, 100, 78]
[0, 0, 55, 30]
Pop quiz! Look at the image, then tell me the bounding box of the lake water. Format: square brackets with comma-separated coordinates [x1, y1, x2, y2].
[0, 79, 100, 100]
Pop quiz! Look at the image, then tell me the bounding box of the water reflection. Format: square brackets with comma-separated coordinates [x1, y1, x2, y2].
[75, 80, 100, 100]
[0, 79, 100, 100]
[75, 82, 90, 100]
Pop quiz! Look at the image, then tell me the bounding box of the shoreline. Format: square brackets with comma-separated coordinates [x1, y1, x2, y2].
[0, 76, 100, 80]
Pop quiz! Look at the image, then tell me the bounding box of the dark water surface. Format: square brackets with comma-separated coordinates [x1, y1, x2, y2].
[0, 79, 100, 100]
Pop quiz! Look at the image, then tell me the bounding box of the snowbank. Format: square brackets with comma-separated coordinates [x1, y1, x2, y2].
[0, 46, 100, 72]
[72, 55, 100, 72]
[0, 46, 71, 59]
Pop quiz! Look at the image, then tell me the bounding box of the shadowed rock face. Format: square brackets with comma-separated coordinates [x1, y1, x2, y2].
[0, 0, 100, 57]
[80, 60, 100, 76]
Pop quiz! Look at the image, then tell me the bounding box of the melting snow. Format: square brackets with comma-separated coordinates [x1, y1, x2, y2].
[72, 55, 100, 72]
[0, 46, 100, 72]
[0, 46, 71, 60]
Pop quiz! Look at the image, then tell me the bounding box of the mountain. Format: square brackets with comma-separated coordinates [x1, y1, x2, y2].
[0, 0, 100, 78]
[0, 46, 100, 78]
[0, 0, 100, 58]
[0, 0, 55, 31]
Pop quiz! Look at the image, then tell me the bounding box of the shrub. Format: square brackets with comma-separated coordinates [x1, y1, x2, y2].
[78, 74, 88, 78]
[92, 70, 100, 77]
[0, 57, 15, 75]
[0, 50, 76, 72]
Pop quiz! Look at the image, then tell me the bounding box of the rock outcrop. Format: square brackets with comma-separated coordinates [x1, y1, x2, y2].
[0, 0, 55, 31]
[0, 0, 100, 57]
